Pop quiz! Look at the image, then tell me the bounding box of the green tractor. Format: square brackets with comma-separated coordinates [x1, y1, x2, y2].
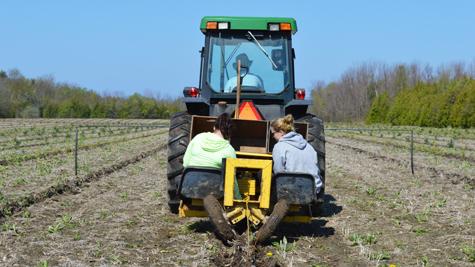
[167, 16, 325, 241]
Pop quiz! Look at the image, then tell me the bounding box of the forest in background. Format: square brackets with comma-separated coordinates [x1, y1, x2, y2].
[1, 62, 474, 128]
[311, 61, 475, 128]
[0, 69, 183, 119]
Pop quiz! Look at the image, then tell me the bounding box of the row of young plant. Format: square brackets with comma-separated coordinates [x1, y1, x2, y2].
[0, 118, 155, 129]
[0, 119, 167, 139]
[326, 122, 475, 140]
[0, 124, 168, 149]
[327, 129, 475, 151]
[0, 128, 168, 165]
[327, 131, 475, 163]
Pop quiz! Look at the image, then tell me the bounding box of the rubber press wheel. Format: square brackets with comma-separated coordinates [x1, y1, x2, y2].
[255, 199, 289, 243]
[203, 194, 236, 241]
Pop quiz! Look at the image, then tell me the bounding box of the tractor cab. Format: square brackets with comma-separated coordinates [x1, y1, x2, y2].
[183, 17, 309, 120]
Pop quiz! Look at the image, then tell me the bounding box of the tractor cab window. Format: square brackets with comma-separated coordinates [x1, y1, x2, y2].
[207, 31, 290, 94]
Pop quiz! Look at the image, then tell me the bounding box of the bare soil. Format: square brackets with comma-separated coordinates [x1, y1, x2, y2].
[0, 122, 474, 266]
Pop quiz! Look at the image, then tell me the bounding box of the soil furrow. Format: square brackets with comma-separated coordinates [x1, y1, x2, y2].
[325, 141, 475, 265]
[0, 148, 216, 266]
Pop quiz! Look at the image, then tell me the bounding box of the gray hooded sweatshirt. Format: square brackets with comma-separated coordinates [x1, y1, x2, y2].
[272, 131, 323, 193]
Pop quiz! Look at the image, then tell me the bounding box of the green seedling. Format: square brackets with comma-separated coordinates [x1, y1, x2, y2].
[366, 187, 377, 196]
[412, 227, 428, 236]
[94, 241, 104, 258]
[369, 250, 391, 261]
[461, 245, 475, 262]
[420, 256, 429, 266]
[2, 222, 19, 234]
[47, 214, 75, 234]
[447, 139, 454, 148]
[13, 177, 27, 186]
[272, 236, 294, 258]
[414, 211, 430, 223]
[108, 254, 124, 265]
[48, 222, 64, 234]
[119, 192, 129, 201]
[37, 260, 48, 267]
[126, 218, 138, 228]
[22, 210, 31, 218]
[349, 233, 377, 246]
[153, 191, 162, 199]
[73, 232, 81, 241]
[435, 198, 447, 208]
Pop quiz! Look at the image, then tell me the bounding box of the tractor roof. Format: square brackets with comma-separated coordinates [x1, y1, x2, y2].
[200, 16, 297, 34]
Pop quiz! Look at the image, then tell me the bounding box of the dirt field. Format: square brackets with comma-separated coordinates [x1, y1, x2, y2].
[0, 119, 474, 266]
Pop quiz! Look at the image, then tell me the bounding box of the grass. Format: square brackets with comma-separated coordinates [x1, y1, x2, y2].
[73, 232, 81, 241]
[37, 260, 48, 267]
[108, 254, 125, 265]
[414, 210, 431, 223]
[349, 233, 377, 246]
[125, 218, 138, 228]
[272, 236, 294, 259]
[368, 250, 391, 260]
[13, 177, 28, 186]
[93, 241, 104, 258]
[420, 255, 429, 266]
[119, 191, 129, 201]
[2, 222, 19, 235]
[22, 210, 31, 218]
[434, 198, 447, 208]
[47, 213, 76, 234]
[366, 187, 377, 196]
[152, 191, 162, 199]
[461, 245, 475, 262]
[412, 227, 428, 236]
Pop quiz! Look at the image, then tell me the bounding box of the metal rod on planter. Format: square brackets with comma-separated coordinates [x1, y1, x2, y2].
[410, 130, 414, 175]
[234, 60, 241, 119]
[75, 128, 78, 176]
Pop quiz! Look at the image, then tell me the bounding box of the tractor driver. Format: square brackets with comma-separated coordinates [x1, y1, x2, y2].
[224, 53, 264, 93]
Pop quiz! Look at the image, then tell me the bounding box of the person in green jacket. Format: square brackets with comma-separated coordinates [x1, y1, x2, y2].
[183, 113, 236, 168]
[183, 113, 241, 198]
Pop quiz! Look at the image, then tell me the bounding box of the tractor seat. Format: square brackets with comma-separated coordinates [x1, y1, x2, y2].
[274, 172, 316, 205]
[178, 167, 224, 199]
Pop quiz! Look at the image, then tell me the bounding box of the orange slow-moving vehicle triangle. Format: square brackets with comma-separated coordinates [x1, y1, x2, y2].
[238, 101, 263, 120]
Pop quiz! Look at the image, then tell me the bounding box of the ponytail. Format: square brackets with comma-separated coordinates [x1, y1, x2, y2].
[271, 114, 295, 133]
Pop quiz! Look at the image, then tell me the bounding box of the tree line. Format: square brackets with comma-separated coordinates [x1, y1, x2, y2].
[311, 61, 475, 128]
[0, 69, 183, 119]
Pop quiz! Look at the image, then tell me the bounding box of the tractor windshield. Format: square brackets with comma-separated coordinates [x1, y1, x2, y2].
[206, 31, 290, 94]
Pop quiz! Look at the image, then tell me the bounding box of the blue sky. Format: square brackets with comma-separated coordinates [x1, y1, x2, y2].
[1, 0, 474, 97]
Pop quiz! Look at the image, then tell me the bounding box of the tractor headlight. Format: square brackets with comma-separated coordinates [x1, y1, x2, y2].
[268, 23, 280, 31]
[218, 22, 230, 30]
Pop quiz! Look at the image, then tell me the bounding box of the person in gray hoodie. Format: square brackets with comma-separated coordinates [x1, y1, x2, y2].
[270, 114, 323, 195]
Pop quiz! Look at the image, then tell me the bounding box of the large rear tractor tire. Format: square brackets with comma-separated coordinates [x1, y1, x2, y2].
[296, 114, 326, 215]
[255, 199, 289, 243]
[203, 194, 236, 241]
[167, 111, 191, 214]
